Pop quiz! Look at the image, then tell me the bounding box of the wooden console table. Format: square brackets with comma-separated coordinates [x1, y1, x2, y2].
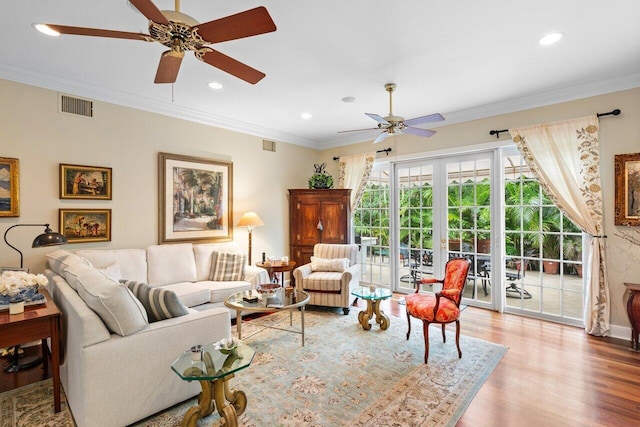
[624, 282, 640, 351]
[0, 288, 62, 412]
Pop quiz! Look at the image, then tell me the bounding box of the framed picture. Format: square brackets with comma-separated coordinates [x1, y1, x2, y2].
[158, 152, 233, 244]
[615, 153, 640, 226]
[0, 157, 19, 217]
[60, 164, 112, 200]
[59, 209, 112, 243]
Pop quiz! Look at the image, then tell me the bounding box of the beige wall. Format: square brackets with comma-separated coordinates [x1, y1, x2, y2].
[0, 79, 318, 272]
[325, 88, 640, 331]
[1, 78, 638, 333]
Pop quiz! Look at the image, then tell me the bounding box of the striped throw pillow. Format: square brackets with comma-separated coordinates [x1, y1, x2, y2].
[209, 252, 245, 281]
[121, 280, 189, 323]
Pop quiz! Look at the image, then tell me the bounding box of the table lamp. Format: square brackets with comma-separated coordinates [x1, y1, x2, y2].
[2, 223, 67, 373]
[237, 212, 263, 265]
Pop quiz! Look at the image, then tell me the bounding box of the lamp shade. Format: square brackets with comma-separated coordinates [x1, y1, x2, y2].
[237, 212, 264, 228]
[32, 226, 68, 248]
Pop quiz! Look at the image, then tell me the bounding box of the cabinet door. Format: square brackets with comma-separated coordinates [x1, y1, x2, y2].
[296, 200, 321, 246]
[320, 200, 347, 243]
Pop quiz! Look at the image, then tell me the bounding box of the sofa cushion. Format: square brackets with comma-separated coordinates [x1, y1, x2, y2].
[301, 271, 344, 292]
[196, 280, 253, 304]
[147, 244, 197, 286]
[310, 257, 349, 272]
[46, 249, 91, 281]
[194, 242, 242, 281]
[64, 263, 148, 336]
[210, 252, 245, 281]
[121, 280, 189, 322]
[76, 249, 148, 283]
[95, 262, 122, 282]
[158, 282, 212, 308]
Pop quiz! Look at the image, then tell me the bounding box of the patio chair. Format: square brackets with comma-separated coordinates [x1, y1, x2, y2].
[405, 257, 471, 363]
[505, 258, 532, 299]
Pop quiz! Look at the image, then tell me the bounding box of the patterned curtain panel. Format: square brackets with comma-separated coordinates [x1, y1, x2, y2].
[338, 153, 376, 213]
[509, 115, 610, 336]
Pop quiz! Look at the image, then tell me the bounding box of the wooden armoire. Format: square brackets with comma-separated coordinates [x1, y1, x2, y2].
[288, 188, 352, 268]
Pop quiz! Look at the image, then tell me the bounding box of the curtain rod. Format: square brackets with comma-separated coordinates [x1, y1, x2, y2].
[488, 109, 621, 139]
[333, 147, 391, 161]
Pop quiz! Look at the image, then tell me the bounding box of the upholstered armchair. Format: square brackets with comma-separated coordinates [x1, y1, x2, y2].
[405, 257, 471, 363]
[293, 244, 360, 314]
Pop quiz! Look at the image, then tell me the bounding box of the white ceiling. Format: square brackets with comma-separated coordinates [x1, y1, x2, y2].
[3, 1, 640, 149]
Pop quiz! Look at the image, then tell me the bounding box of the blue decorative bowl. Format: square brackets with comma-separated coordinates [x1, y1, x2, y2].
[0, 285, 41, 305]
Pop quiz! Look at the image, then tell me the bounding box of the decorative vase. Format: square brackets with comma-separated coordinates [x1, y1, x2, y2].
[0, 285, 40, 305]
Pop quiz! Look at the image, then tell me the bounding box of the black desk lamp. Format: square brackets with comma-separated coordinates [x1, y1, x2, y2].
[2, 223, 67, 373]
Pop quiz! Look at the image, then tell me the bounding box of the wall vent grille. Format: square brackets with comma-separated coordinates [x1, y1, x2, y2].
[263, 140, 276, 152]
[59, 94, 93, 117]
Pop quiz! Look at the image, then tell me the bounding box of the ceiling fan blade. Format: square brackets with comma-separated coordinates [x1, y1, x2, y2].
[129, 0, 169, 25]
[44, 24, 150, 41]
[195, 6, 277, 44]
[403, 113, 445, 127]
[365, 113, 390, 125]
[199, 49, 265, 84]
[337, 127, 379, 134]
[404, 127, 437, 138]
[154, 50, 184, 84]
[373, 132, 389, 144]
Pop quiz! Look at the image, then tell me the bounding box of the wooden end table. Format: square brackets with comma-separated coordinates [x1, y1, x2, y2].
[0, 288, 62, 412]
[256, 260, 296, 286]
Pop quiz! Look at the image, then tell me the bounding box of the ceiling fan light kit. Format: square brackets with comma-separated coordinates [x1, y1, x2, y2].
[37, 0, 277, 85]
[340, 83, 444, 143]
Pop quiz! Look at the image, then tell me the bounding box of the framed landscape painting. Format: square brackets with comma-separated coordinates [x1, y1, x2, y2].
[158, 152, 233, 244]
[59, 209, 112, 243]
[60, 164, 112, 200]
[615, 153, 640, 226]
[0, 157, 19, 217]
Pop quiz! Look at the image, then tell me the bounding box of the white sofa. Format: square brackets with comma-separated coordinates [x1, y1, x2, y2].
[44, 241, 269, 427]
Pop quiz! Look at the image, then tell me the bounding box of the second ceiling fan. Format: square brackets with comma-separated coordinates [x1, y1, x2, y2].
[41, 0, 276, 84]
[341, 83, 444, 143]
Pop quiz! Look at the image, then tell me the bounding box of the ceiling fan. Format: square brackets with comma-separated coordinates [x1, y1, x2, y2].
[40, 0, 276, 84]
[340, 83, 444, 143]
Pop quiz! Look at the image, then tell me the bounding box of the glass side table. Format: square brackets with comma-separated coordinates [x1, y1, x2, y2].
[351, 286, 392, 330]
[171, 342, 255, 426]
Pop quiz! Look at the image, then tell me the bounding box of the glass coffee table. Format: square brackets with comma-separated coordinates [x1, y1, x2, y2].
[225, 288, 310, 346]
[351, 286, 392, 330]
[171, 342, 255, 427]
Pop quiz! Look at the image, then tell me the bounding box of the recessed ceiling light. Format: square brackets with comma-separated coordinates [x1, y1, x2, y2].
[539, 32, 563, 46]
[33, 23, 60, 37]
[342, 96, 356, 103]
[301, 112, 313, 119]
[208, 82, 223, 90]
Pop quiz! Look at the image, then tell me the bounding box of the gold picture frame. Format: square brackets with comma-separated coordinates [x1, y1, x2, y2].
[60, 164, 112, 200]
[59, 208, 112, 243]
[615, 153, 640, 226]
[158, 152, 233, 244]
[0, 157, 19, 217]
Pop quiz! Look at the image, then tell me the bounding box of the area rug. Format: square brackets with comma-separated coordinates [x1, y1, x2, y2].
[1, 308, 506, 426]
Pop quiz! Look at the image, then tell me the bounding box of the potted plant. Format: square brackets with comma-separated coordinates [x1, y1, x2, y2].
[563, 236, 583, 277]
[542, 234, 560, 274]
[308, 163, 334, 189]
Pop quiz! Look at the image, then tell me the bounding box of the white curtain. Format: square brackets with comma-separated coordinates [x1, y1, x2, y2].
[509, 115, 609, 336]
[338, 153, 376, 213]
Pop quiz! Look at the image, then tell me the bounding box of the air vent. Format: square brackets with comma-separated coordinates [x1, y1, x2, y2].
[263, 140, 276, 152]
[59, 94, 93, 118]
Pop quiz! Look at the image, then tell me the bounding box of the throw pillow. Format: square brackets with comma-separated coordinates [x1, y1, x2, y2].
[96, 262, 122, 282]
[210, 251, 245, 281]
[46, 249, 91, 278]
[65, 263, 148, 336]
[121, 280, 189, 323]
[311, 257, 350, 272]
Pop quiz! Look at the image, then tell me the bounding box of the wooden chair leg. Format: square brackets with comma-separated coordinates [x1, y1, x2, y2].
[455, 320, 462, 358]
[406, 309, 412, 340]
[441, 324, 446, 343]
[422, 320, 431, 364]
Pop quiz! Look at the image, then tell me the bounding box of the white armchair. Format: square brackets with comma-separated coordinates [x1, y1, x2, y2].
[293, 244, 360, 314]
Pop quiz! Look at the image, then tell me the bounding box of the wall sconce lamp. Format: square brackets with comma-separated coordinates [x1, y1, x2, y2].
[3, 223, 68, 269]
[2, 223, 67, 373]
[237, 212, 264, 265]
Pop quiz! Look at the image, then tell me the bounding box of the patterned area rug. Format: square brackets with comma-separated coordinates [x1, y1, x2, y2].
[1, 307, 506, 426]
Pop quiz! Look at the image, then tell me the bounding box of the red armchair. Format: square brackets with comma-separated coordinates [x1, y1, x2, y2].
[405, 257, 471, 363]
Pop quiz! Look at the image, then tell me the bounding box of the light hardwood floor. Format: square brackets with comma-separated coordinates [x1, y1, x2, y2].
[364, 297, 640, 427]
